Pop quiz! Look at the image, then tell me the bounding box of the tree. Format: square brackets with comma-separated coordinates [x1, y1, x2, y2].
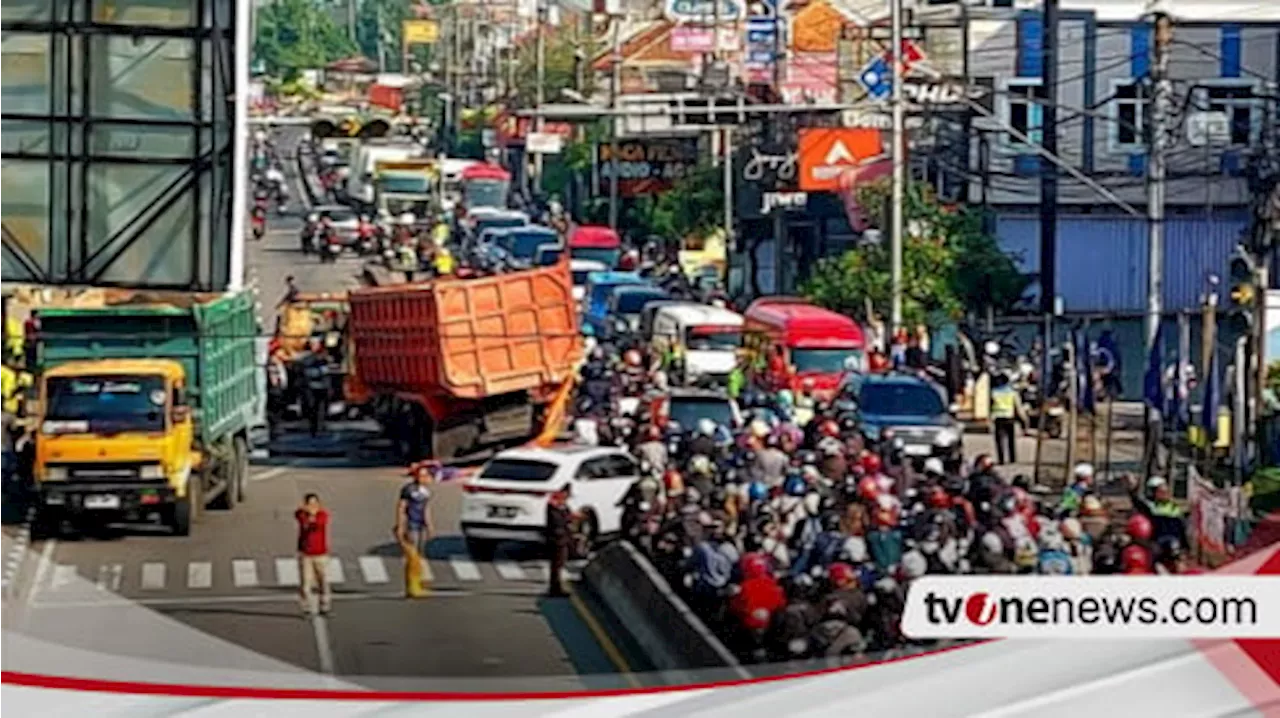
[355, 0, 412, 72]
[801, 179, 1030, 327]
[253, 0, 358, 77]
[511, 23, 597, 108]
[629, 164, 724, 243]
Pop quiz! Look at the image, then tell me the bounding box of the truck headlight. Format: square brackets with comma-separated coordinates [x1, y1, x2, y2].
[934, 428, 959, 446]
[44, 467, 68, 481]
[139, 464, 165, 479]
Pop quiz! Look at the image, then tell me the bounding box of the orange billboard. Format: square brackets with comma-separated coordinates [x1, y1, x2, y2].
[796, 127, 885, 192]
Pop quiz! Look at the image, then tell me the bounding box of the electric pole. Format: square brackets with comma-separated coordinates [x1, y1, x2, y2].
[608, 15, 621, 230]
[889, 0, 905, 334]
[1147, 2, 1172, 357]
[1040, 0, 1059, 337]
[347, 0, 357, 44]
[533, 0, 547, 190]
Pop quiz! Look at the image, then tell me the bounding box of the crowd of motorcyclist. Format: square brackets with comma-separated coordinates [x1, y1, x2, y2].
[564, 258, 1193, 665]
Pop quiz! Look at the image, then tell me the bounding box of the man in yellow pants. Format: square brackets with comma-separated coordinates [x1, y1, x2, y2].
[396, 462, 436, 598]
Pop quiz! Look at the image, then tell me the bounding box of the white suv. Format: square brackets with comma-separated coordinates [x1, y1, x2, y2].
[459, 445, 640, 556]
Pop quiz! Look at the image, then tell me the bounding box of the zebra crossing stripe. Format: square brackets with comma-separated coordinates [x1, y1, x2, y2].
[140, 563, 166, 591]
[232, 559, 259, 588]
[326, 557, 345, 584]
[494, 559, 527, 581]
[51, 564, 77, 590]
[419, 557, 433, 582]
[97, 564, 123, 592]
[275, 557, 300, 587]
[187, 562, 213, 589]
[357, 556, 389, 584]
[449, 555, 482, 581]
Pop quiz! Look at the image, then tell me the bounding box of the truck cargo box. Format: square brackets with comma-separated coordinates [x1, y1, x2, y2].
[30, 289, 260, 448]
[349, 262, 581, 401]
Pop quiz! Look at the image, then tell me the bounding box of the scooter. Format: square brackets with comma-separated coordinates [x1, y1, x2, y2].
[320, 231, 342, 263]
[250, 212, 266, 241]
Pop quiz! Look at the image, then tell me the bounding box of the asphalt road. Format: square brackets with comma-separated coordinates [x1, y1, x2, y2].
[1, 131, 635, 692]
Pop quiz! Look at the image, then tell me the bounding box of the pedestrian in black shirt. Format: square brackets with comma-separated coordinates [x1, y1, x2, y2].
[545, 484, 574, 598]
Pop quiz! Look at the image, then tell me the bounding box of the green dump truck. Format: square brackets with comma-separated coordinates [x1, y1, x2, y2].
[28, 289, 261, 537]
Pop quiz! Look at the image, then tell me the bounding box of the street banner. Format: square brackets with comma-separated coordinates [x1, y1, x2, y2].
[595, 137, 700, 197]
[402, 19, 440, 45]
[796, 127, 884, 192]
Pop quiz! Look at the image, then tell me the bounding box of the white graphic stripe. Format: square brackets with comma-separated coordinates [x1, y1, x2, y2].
[232, 559, 259, 588]
[140, 562, 166, 591]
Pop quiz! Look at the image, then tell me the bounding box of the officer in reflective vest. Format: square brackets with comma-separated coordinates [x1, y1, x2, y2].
[989, 372, 1028, 465]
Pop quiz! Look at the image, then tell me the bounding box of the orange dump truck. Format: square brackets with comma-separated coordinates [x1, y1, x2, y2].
[346, 262, 582, 460]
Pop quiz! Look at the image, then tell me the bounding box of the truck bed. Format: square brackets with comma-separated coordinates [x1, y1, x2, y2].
[348, 262, 581, 401]
[30, 289, 260, 448]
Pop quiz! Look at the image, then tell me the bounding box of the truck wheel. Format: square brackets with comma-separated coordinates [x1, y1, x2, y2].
[233, 436, 249, 504]
[170, 480, 200, 536]
[210, 451, 237, 511]
[30, 506, 61, 540]
[432, 423, 478, 461]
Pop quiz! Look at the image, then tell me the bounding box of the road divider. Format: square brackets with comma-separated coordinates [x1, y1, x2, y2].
[582, 541, 749, 680]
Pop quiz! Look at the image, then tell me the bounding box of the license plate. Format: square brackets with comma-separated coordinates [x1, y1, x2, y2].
[903, 445, 932, 457]
[83, 494, 121, 510]
[487, 506, 519, 519]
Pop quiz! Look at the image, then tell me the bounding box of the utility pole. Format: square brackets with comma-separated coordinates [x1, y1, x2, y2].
[1147, 2, 1172, 358]
[1040, 0, 1059, 346]
[533, 0, 547, 190]
[348, 0, 357, 44]
[608, 16, 621, 229]
[889, 0, 905, 335]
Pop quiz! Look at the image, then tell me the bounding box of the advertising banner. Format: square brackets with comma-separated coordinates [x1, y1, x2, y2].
[595, 137, 700, 197]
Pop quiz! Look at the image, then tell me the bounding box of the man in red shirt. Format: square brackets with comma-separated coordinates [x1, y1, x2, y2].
[296, 493, 331, 615]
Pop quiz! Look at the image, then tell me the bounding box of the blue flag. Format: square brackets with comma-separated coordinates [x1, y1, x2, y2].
[1074, 329, 1095, 414]
[1143, 326, 1163, 412]
[1095, 330, 1123, 396]
[1201, 346, 1220, 444]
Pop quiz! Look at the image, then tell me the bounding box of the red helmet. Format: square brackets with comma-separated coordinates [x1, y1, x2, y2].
[860, 452, 883, 475]
[645, 424, 662, 441]
[740, 553, 772, 581]
[819, 420, 841, 439]
[618, 249, 639, 271]
[927, 486, 951, 509]
[827, 562, 857, 587]
[1121, 543, 1154, 574]
[623, 349, 643, 367]
[1013, 487, 1035, 516]
[663, 468, 685, 493]
[1126, 514, 1154, 541]
[857, 475, 881, 502]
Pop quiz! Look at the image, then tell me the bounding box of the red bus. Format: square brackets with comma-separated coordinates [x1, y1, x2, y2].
[743, 297, 865, 397]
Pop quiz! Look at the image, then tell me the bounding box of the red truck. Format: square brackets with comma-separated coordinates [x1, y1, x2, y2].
[743, 297, 866, 399]
[346, 262, 582, 460]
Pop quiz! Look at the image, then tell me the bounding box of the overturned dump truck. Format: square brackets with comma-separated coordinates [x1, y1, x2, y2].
[346, 262, 582, 460]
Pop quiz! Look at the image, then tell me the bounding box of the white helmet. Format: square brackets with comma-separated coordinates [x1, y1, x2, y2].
[749, 419, 770, 439]
[923, 457, 945, 476]
[689, 454, 713, 476]
[983, 340, 1001, 357]
[399, 212, 416, 225]
[1073, 462, 1095, 480]
[308, 213, 319, 222]
[696, 418, 717, 437]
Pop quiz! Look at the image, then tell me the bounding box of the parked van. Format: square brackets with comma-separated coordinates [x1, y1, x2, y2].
[647, 302, 744, 384]
[743, 297, 865, 397]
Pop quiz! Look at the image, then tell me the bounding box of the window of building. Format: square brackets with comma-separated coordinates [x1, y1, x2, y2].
[1203, 85, 1257, 146]
[1005, 79, 1045, 146]
[1112, 81, 1149, 148]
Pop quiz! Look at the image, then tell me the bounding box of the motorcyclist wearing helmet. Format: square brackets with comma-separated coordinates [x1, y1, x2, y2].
[634, 424, 669, 477]
[1126, 474, 1187, 549]
[1059, 462, 1095, 515]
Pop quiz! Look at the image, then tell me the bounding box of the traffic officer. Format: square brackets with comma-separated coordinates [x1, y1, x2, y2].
[432, 245, 455, 276]
[545, 484, 574, 598]
[989, 372, 1029, 465]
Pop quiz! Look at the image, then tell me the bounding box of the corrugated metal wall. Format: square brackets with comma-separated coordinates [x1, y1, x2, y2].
[995, 212, 1248, 313]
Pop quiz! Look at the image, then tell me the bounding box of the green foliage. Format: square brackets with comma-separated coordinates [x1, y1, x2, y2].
[801, 179, 1030, 326]
[628, 164, 724, 242]
[356, 0, 412, 72]
[512, 25, 597, 108]
[253, 0, 359, 76]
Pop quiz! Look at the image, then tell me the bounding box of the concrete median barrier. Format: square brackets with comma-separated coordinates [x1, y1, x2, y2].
[582, 541, 748, 679]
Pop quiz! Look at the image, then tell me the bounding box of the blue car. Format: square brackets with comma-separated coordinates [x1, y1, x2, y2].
[582, 271, 647, 336]
[587, 284, 671, 339]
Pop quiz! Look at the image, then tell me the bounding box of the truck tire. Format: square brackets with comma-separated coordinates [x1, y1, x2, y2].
[432, 422, 478, 461]
[30, 505, 61, 540]
[170, 480, 200, 536]
[233, 436, 249, 504]
[210, 444, 237, 511]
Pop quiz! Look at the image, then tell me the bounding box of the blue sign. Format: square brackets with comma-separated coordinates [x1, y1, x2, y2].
[745, 18, 778, 66]
[857, 55, 892, 100]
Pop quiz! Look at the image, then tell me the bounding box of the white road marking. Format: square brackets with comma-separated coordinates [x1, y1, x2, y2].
[275, 557, 300, 587]
[420, 557, 433, 582]
[357, 556, 389, 585]
[325, 557, 345, 584]
[26, 538, 57, 605]
[187, 562, 213, 589]
[26, 587, 509, 609]
[449, 555, 482, 581]
[2, 508, 34, 596]
[96, 564, 123, 592]
[526, 561, 550, 583]
[232, 559, 259, 588]
[252, 466, 291, 482]
[140, 562, 166, 591]
[494, 559, 527, 581]
[311, 615, 336, 675]
[51, 564, 77, 590]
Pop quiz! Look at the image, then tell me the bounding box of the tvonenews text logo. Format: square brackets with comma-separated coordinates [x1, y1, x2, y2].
[901, 577, 1280, 639]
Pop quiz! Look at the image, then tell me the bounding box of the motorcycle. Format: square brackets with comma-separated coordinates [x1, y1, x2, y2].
[250, 211, 266, 241]
[301, 215, 319, 254]
[320, 231, 342, 263]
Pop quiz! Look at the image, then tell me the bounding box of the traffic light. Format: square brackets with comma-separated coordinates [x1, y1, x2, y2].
[1226, 247, 1258, 330]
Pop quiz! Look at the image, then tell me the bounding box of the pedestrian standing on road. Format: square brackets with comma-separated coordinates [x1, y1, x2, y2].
[296, 493, 331, 616]
[279, 276, 299, 308]
[396, 463, 435, 598]
[545, 484, 574, 598]
[989, 372, 1029, 465]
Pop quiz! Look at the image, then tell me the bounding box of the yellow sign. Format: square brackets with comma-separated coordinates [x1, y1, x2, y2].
[403, 19, 440, 45]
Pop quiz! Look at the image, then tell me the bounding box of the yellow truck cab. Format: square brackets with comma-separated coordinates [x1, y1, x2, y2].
[36, 360, 196, 523]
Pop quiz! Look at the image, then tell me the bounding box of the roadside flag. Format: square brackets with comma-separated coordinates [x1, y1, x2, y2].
[1074, 328, 1095, 414]
[1143, 325, 1163, 413]
[1201, 346, 1221, 444]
